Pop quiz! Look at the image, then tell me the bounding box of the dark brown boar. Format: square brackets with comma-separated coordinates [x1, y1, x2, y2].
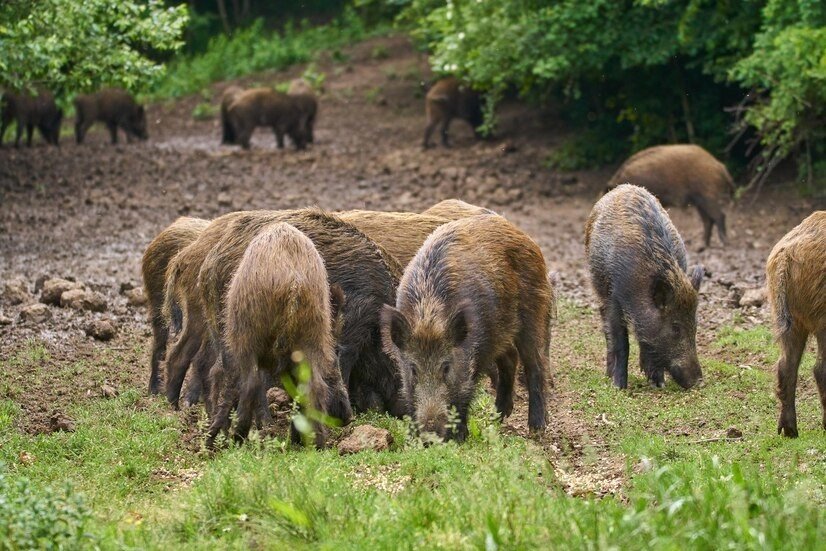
[585, 183, 704, 390]
[0, 90, 63, 147]
[380, 214, 553, 441]
[766, 211, 826, 437]
[142, 217, 209, 397]
[219, 85, 243, 145]
[198, 210, 405, 439]
[226, 88, 306, 150]
[606, 144, 735, 249]
[74, 88, 148, 144]
[421, 199, 496, 220]
[287, 80, 318, 145]
[423, 77, 484, 148]
[223, 222, 352, 445]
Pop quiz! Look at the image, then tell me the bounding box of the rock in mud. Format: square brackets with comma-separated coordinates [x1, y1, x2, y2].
[49, 412, 75, 433]
[266, 387, 292, 411]
[338, 425, 393, 455]
[86, 319, 117, 341]
[0, 313, 12, 325]
[739, 287, 766, 308]
[124, 287, 147, 307]
[2, 278, 31, 305]
[60, 288, 107, 312]
[19, 303, 52, 324]
[40, 278, 83, 305]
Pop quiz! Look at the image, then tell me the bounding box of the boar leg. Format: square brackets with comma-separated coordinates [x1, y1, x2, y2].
[0, 117, 8, 146]
[206, 349, 240, 448]
[74, 119, 89, 144]
[494, 346, 518, 419]
[813, 331, 826, 431]
[440, 116, 452, 147]
[183, 340, 218, 409]
[602, 301, 629, 388]
[423, 118, 438, 149]
[232, 362, 261, 443]
[516, 323, 549, 432]
[107, 122, 118, 144]
[164, 323, 204, 408]
[13, 120, 22, 148]
[148, 313, 170, 395]
[776, 327, 807, 437]
[25, 124, 34, 147]
[274, 127, 285, 149]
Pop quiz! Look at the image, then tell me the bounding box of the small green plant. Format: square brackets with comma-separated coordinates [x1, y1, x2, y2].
[365, 86, 383, 104]
[331, 49, 351, 64]
[192, 102, 218, 120]
[300, 64, 326, 94]
[371, 45, 389, 60]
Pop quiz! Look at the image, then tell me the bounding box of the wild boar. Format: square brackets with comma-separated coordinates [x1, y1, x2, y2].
[222, 222, 352, 445]
[423, 77, 484, 148]
[421, 199, 495, 220]
[766, 211, 826, 437]
[74, 88, 148, 144]
[289, 93, 317, 145]
[0, 90, 63, 147]
[219, 85, 244, 145]
[585, 183, 704, 389]
[141, 216, 209, 398]
[226, 88, 306, 150]
[606, 144, 735, 249]
[381, 214, 553, 441]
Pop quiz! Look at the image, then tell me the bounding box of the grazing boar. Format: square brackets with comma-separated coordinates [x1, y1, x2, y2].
[585, 184, 704, 390]
[422, 199, 495, 220]
[380, 214, 553, 441]
[0, 90, 63, 147]
[606, 144, 735, 249]
[423, 77, 484, 148]
[219, 85, 243, 145]
[223, 222, 352, 445]
[74, 88, 148, 144]
[226, 88, 306, 150]
[142, 217, 209, 397]
[198, 209, 405, 442]
[766, 211, 826, 437]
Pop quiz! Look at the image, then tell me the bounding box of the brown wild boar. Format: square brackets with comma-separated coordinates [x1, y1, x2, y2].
[0, 90, 63, 147]
[381, 214, 553, 441]
[220, 85, 243, 145]
[226, 88, 306, 150]
[74, 88, 148, 144]
[606, 144, 735, 249]
[141, 217, 209, 398]
[766, 211, 826, 437]
[223, 222, 352, 445]
[422, 199, 495, 220]
[585, 184, 704, 389]
[198, 210, 405, 440]
[423, 77, 484, 148]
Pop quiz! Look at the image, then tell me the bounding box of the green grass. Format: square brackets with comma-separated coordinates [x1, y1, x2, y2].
[1, 302, 824, 549]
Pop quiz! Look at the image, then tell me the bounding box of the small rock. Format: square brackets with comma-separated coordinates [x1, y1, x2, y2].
[217, 192, 233, 207]
[499, 141, 517, 154]
[40, 278, 83, 305]
[739, 287, 766, 308]
[266, 387, 292, 411]
[2, 278, 30, 305]
[49, 412, 75, 432]
[61, 289, 107, 312]
[0, 313, 12, 325]
[19, 303, 52, 324]
[101, 384, 119, 398]
[726, 427, 743, 439]
[124, 287, 147, 307]
[338, 424, 393, 455]
[119, 281, 136, 293]
[34, 275, 50, 293]
[86, 319, 117, 341]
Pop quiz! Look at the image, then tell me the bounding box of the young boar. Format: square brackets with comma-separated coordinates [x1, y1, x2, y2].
[226, 88, 306, 150]
[0, 90, 63, 147]
[223, 222, 352, 445]
[142, 217, 209, 397]
[423, 77, 484, 148]
[421, 199, 495, 220]
[585, 184, 704, 389]
[198, 209, 405, 434]
[219, 85, 244, 145]
[381, 214, 553, 441]
[606, 144, 735, 249]
[74, 88, 148, 144]
[766, 211, 826, 437]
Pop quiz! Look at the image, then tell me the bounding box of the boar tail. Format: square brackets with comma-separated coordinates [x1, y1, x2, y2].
[770, 252, 793, 336]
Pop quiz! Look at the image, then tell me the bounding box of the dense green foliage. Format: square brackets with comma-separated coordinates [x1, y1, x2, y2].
[398, 0, 825, 184]
[0, 0, 188, 97]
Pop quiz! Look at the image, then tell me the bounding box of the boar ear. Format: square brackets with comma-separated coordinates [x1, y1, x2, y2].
[381, 304, 410, 351]
[688, 265, 704, 292]
[651, 275, 673, 310]
[448, 301, 473, 346]
[329, 284, 345, 322]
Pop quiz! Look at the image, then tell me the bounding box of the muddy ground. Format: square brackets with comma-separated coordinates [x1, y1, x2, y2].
[1, 36, 822, 483]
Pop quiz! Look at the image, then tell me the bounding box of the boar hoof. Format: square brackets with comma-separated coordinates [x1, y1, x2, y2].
[777, 416, 799, 438]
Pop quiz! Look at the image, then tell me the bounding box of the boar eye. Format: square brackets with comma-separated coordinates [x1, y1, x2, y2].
[441, 361, 450, 376]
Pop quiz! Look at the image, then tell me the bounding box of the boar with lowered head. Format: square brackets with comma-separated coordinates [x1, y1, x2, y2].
[74, 88, 147, 144]
[586, 183, 704, 390]
[222, 222, 352, 446]
[0, 90, 63, 147]
[422, 199, 495, 220]
[766, 211, 826, 437]
[606, 144, 735, 249]
[381, 214, 553, 441]
[423, 77, 484, 149]
[219, 85, 243, 145]
[226, 88, 307, 150]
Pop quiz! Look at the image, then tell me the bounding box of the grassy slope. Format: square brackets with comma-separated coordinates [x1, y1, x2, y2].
[1, 302, 824, 549]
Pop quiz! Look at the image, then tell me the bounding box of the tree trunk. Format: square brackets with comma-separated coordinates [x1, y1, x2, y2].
[216, 0, 231, 34]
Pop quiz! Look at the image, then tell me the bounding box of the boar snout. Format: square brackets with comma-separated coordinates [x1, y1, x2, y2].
[669, 359, 703, 389]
